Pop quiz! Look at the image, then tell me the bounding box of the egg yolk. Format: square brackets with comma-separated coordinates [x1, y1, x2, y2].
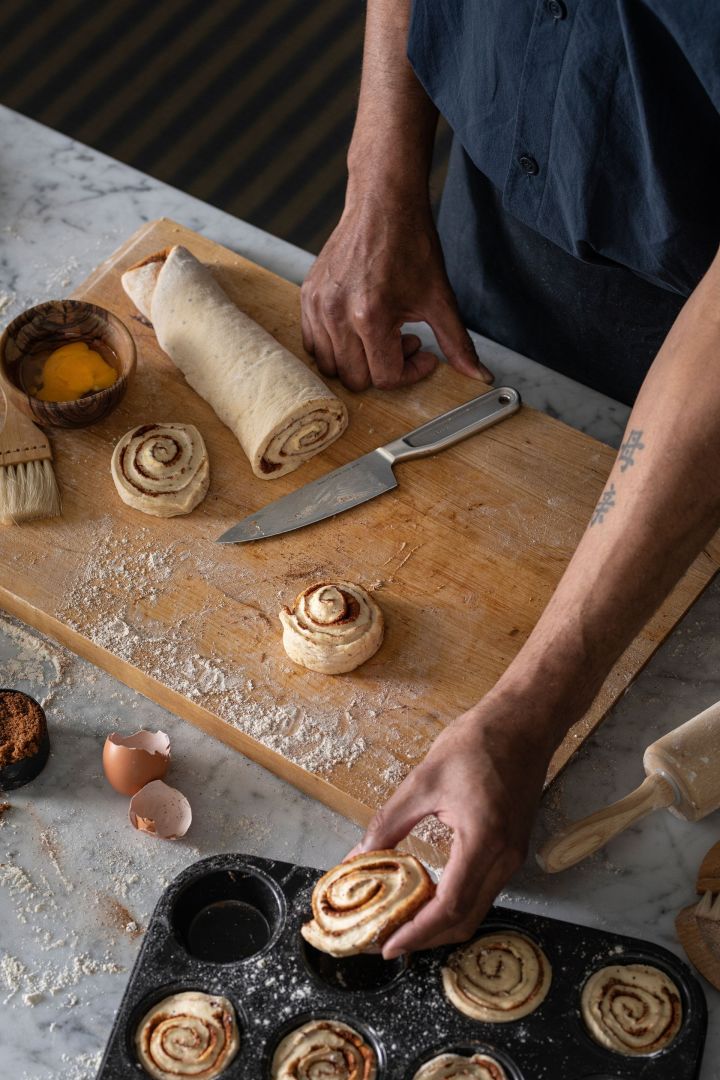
[34, 341, 117, 402]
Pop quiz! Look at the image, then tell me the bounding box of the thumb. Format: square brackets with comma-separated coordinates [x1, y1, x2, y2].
[430, 297, 493, 383]
[351, 776, 432, 857]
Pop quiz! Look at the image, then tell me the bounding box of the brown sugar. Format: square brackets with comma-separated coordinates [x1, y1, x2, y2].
[0, 690, 47, 767]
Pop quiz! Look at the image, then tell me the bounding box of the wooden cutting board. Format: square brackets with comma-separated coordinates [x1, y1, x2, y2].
[2, 218, 718, 863]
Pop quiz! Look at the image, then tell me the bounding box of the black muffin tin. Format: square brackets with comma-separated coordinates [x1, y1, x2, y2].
[97, 853, 707, 1079]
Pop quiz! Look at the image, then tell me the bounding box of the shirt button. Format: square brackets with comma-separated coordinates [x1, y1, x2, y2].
[546, 0, 567, 18]
[518, 154, 539, 176]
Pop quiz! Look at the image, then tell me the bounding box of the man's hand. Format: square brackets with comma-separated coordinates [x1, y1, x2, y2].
[301, 194, 493, 392]
[349, 692, 553, 957]
[300, 0, 493, 393]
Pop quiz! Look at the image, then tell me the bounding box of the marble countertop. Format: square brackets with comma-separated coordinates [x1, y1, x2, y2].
[0, 106, 717, 1078]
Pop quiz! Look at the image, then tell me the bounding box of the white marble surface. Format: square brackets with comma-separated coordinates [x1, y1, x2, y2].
[0, 106, 717, 1078]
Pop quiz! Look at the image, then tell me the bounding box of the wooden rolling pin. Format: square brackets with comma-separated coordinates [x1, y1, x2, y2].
[538, 700, 720, 873]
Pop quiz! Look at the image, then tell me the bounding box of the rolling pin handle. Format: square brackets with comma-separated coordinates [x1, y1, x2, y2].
[537, 772, 676, 874]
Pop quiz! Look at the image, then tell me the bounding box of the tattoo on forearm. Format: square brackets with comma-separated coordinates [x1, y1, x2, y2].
[591, 483, 616, 526]
[619, 429, 645, 472]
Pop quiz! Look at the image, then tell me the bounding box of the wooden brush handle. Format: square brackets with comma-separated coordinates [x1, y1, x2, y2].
[537, 772, 676, 873]
[0, 389, 52, 466]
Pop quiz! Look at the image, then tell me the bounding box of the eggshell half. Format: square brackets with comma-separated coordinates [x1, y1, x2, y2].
[128, 779, 192, 839]
[102, 730, 171, 796]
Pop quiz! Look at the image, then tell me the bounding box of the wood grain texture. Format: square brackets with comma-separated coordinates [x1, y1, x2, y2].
[1, 218, 717, 864]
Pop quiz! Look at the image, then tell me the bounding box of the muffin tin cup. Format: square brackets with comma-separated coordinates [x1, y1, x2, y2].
[403, 1042, 523, 1080]
[97, 853, 707, 1079]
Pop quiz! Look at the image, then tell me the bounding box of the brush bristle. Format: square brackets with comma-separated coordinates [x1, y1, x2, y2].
[0, 459, 61, 524]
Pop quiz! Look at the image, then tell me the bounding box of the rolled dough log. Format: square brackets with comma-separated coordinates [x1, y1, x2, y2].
[121, 246, 348, 479]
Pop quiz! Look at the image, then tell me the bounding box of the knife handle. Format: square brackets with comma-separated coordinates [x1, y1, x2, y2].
[378, 386, 521, 465]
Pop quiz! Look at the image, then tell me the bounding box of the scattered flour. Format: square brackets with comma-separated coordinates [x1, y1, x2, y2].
[53, 522, 424, 783]
[0, 615, 64, 687]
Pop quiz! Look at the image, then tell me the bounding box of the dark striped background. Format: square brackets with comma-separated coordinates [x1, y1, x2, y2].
[0, 0, 451, 253]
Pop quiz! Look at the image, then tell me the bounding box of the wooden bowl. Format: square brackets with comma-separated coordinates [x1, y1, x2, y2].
[0, 299, 136, 428]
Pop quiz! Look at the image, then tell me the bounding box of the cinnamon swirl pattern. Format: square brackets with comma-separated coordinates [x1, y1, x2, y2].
[111, 423, 209, 517]
[442, 932, 551, 1022]
[271, 1019, 377, 1080]
[135, 991, 240, 1080]
[258, 406, 347, 477]
[121, 245, 347, 480]
[412, 1053, 508, 1080]
[581, 963, 682, 1056]
[302, 850, 435, 956]
[280, 582, 384, 674]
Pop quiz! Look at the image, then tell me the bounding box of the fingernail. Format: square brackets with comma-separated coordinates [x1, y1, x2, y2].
[383, 948, 406, 961]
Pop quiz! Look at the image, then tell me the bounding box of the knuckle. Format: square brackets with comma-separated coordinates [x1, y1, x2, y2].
[320, 293, 344, 319]
[352, 299, 380, 329]
[366, 806, 387, 842]
[306, 288, 322, 312]
[343, 371, 371, 393]
[300, 278, 316, 304]
[455, 919, 480, 941]
[372, 372, 401, 391]
[442, 897, 469, 925]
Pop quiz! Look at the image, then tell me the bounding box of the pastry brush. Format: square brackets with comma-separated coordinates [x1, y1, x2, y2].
[0, 387, 60, 524]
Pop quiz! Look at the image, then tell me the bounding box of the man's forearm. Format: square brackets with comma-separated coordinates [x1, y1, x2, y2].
[347, 0, 438, 203]
[496, 248, 720, 746]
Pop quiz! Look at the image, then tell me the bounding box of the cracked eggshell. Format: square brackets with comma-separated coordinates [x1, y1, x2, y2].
[102, 729, 171, 796]
[129, 779, 192, 839]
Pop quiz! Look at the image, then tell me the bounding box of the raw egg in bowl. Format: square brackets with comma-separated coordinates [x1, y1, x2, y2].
[0, 299, 136, 428]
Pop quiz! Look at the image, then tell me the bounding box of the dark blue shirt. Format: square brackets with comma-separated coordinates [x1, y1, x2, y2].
[408, 1, 720, 298]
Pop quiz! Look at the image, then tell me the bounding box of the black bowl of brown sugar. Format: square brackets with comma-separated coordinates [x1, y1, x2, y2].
[0, 688, 50, 790]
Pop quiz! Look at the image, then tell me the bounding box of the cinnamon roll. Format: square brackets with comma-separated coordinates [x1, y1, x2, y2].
[121, 245, 347, 479]
[442, 932, 551, 1022]
[111, 423, 209, 517]
[280, 582, 383, 674]
[302, 849, 435, 956]
[581, 963, 682, 1056]
[135, 991, 240, 1079]
[271, 1019, 377, 1080]
[412, 1053, 508, 1080]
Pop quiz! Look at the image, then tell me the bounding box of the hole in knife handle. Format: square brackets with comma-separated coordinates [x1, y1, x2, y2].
[498, 393, 512, 405]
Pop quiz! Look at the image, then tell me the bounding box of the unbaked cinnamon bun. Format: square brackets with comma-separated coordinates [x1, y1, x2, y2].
[135, 990, 239, 1079]
[111, 422, 209, 517]
[280, 582, 383, 674]
[271, 1019, 377, 1080]
[302, 849, 434, 956]
[581, 963, 682, 1056]
[442, 931, 551, 1022]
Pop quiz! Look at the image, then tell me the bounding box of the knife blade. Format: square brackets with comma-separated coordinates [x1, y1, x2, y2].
[216, 385, 520, 544]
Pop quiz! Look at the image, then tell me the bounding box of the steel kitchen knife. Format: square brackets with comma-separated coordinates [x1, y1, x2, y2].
[217, 386, 520, 544]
